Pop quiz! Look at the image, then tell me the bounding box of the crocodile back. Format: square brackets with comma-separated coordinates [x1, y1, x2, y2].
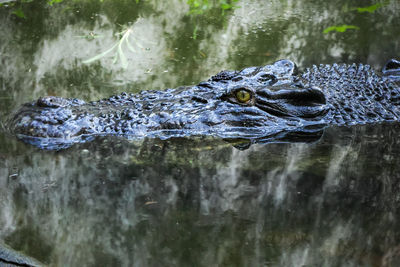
[301, 63, 400, 125]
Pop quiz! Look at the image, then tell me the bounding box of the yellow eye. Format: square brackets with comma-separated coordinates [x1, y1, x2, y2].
[235, 89, 251, 103]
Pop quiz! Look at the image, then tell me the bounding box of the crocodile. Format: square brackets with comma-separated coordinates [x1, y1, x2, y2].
[0, 242, 43, 266]
[7, 59, 400, 150]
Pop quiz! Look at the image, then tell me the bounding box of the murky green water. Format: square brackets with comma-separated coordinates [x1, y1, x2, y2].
[1, 0, 400, 266]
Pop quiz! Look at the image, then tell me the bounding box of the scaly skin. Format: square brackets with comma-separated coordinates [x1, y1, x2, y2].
[7, 59, 400, 150]
[0, 243, 42, 266]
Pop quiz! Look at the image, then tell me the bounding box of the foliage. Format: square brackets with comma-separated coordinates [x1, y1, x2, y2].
[83, 27, 135, 69]
[2, 0, 238, 66]
[187, 0, 239, 15]
[353, 3, 384, 13]
[48, 0, 64, 6]
[187, 0, 240, 39]
[323, 25, 359, 34]
[0, 0, 32, 4]
[344, 2, 388, 13]
[11, 8, 25, 18]
[0, 0, 32, 18]
[323, 2, 387, 34]
[83, 25, 153, 69]
[187, 0, 209, 14]
[2, 0, 140, 17]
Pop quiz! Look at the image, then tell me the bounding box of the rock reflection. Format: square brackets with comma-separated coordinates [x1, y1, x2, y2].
[0, 124, 400, 266]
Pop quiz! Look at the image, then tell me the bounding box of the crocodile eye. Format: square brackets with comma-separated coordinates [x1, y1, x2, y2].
[235, 89, 251, 103]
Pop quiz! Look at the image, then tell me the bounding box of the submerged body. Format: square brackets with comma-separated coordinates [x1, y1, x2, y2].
[0, 243, 42, 266]
[7, 59, 400, 149]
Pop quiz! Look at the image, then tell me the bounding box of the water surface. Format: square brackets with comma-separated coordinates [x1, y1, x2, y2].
[1, 0, 400, 266]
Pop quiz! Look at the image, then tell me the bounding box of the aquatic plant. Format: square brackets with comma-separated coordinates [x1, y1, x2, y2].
[346, 2, 387, 13]
[323, 2, 388, 34]
[187, 0, 240, 39]
[323, 25, 360, 34]
[187, 0, 239, 15]
[82, 27, 139, 69]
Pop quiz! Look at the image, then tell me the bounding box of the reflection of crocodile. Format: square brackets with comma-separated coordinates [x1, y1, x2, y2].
[0, 243, 42, 266]
[7, 59, 400, 149]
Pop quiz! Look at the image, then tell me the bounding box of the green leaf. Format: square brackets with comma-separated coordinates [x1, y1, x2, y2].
[112, 52, 118, 64]
[356, 3, 383, 13]
[323, 25, 360, 34]
[187, 0, 208, 14]
[83, 42, 118, 64]
[118, 42, 128, 69]
[12, 8, 25, 19]
[192, 25, 198, 40]
[221, 3, 232, 10]
[135, 40, 144, 49]
[125, 38, 136, 53]
[48, 0, 63, 6]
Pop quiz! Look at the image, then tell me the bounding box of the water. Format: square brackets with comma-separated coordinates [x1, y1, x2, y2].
[0, 0, 400, 266]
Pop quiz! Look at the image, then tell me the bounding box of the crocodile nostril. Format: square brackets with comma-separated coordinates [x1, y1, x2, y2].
[37, 96, 67, 108]
[293, 80, 305, 88]
[257, 73, 277, 85]
[232, 76, 243, 82]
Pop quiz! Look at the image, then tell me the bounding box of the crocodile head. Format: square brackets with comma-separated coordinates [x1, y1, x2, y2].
[8, 60, 329, 149]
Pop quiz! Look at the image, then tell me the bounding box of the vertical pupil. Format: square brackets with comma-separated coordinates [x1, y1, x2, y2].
[236, 90, 250, 102]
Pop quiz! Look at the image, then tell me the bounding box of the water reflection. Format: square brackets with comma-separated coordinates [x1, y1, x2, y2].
[1, 0, 399, 111]
[1, 124, 400, 265]
[1, 0, 400, 266]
